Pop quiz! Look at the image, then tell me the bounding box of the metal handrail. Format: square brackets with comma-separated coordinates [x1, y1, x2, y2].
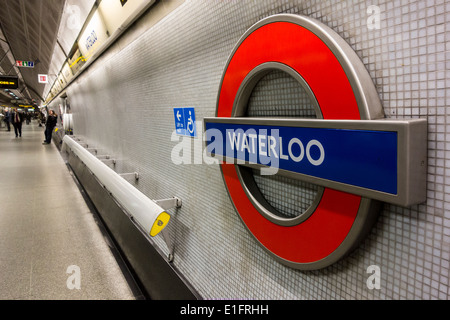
[62, 135, 171, 237]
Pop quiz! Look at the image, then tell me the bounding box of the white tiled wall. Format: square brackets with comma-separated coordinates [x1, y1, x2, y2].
[50, 0, 450, 299]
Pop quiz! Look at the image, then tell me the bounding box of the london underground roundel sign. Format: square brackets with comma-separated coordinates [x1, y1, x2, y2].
[204, 14, 427, 270]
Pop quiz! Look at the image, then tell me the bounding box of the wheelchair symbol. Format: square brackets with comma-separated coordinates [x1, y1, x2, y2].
[186, 111, 195, 135]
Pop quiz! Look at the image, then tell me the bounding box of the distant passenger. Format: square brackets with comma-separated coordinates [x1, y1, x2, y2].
[11, 108, 24, 138]
[43, 110, 58, 145]
[3, 107, 11, 132]
[38, 112, 44, 127]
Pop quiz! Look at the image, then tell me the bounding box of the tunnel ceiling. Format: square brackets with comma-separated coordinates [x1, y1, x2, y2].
[0, 0, 66, 107]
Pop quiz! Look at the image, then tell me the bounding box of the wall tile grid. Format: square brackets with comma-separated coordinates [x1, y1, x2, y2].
[51, 0, 450, 299]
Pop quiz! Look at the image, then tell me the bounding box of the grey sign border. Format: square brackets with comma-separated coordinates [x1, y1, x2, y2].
[205, 117, 427, 207]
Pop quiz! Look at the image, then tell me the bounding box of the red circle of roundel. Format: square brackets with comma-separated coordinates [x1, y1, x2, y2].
[218, 21, 363, 264]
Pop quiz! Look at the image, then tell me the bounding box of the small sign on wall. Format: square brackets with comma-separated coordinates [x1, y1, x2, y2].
[16, 60, 34, 68]
[0, 75, 18, 89]
[173, 107, 197, 137]
[38, 74, 48, 84]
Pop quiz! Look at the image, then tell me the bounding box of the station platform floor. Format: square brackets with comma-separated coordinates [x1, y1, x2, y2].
[0, 120, 142, 300]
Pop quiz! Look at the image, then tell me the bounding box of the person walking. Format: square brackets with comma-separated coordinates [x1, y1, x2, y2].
[11, 108, 23, 137]
[43, 110, 58, 145]
[3, 107, 11, 132]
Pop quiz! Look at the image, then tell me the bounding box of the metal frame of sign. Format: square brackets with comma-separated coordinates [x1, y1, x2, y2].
[207, 14, 427, 270]
[204, 117, 427, 207]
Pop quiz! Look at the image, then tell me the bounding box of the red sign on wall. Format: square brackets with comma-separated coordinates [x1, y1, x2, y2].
[38, 74, 48, 84]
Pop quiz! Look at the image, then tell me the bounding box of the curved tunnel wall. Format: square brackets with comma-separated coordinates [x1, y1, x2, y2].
[49, 1, 449, 299]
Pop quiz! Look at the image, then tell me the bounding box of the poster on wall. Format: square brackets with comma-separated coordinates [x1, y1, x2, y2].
[78, 10, 109, 61]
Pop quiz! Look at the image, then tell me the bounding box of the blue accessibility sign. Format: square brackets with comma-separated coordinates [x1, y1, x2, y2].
[174, 107, 196, 137]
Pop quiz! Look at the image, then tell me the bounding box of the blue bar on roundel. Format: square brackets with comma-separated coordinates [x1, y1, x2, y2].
[205, 122, 398, 195]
